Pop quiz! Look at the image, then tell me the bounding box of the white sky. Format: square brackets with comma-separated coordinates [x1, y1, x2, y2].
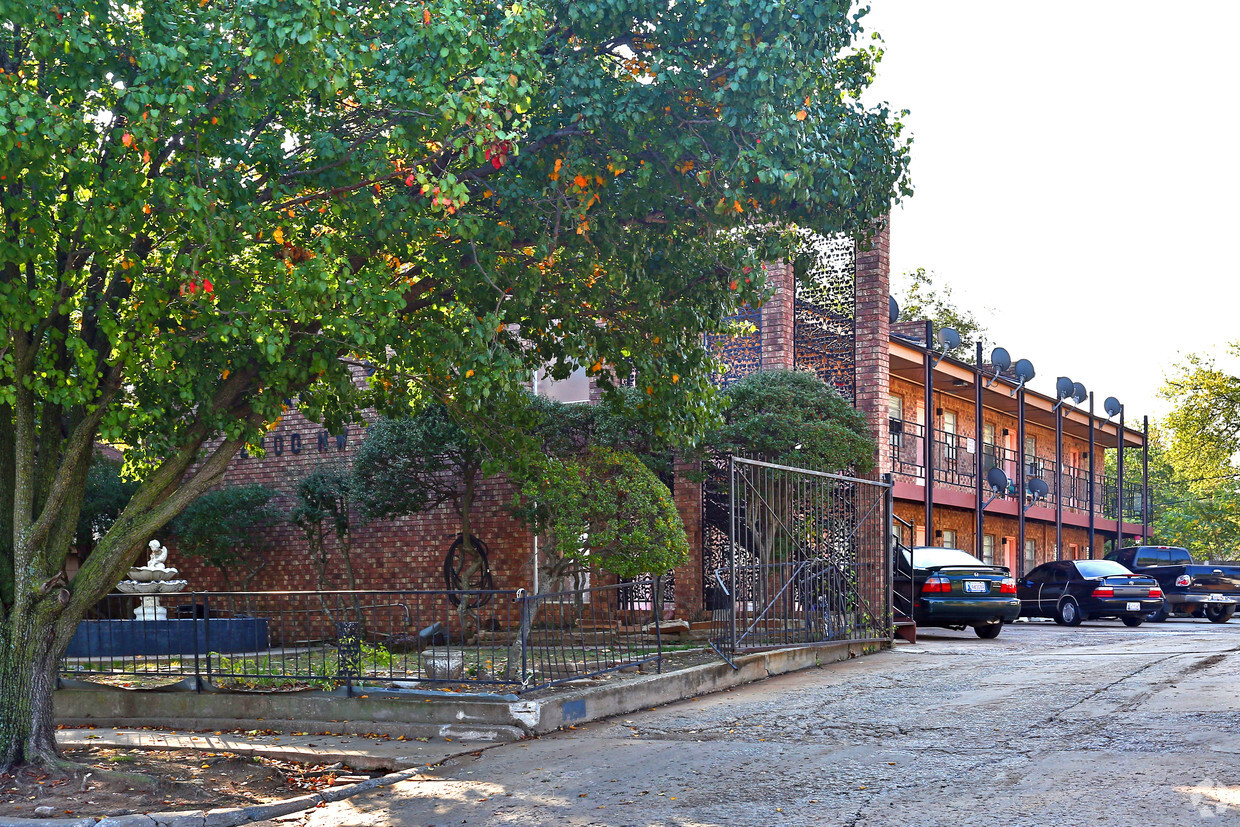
[863, 1, 1240, 421]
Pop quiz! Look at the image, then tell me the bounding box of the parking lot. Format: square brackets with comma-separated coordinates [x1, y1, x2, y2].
[268, 619, 1240, 826]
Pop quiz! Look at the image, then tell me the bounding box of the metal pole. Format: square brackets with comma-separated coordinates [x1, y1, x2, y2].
[1055, 404, 1063, 561]
[1116, 405, 1125, 553]
[923, 320, 934, 545]
[1088, 393, 1096, 559]
[884, 472, 895, 633]
[974, 341, 984, 558]
[1017, 388, 1027, 578]
[1143, 416, 1150, 543]
[728, 455, 737, 655]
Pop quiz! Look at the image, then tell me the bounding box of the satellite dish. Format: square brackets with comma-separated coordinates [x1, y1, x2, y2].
[937, 327, 961, 350]
[986, 467, 1009, 493]
[1104, 396, 1122, 418]
[985, 347, 1012, 388]
[889, 296, 900, 325]
[1055, 376, 1074, 400]
[1008, 359, 1035, 397]
[1028, 478, 1049, 501]
[1072, 382, 1087, 404]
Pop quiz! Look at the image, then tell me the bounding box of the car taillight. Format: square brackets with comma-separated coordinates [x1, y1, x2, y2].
[1175, 574, 1192, 587]
[921, 575, 952, 594]
[1150, 586, 1163, 598]
[1093, 586, 1115, 598]
[999, 577, 1017, 594]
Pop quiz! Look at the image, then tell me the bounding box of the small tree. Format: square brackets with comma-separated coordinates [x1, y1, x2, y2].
[709, 370, 874, 472]
[291, 467, 360, 592]
[168, 485, 282, 591]
[353, 407, 491, 583]
[534, 447, 688, 584]
[512, 447, 688, 675]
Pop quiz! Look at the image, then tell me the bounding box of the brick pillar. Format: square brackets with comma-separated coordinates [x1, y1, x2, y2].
[854, 222, 892, 621]
[760, 260, 795, 371]
[672, 459, 703, 619]
[854, 221, 892, 478]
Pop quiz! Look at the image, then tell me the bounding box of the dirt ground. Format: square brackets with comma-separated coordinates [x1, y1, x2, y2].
[0, 741, 380, 820]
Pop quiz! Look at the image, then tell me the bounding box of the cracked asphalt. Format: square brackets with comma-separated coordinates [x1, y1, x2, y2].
[261, 619, 1240, 826]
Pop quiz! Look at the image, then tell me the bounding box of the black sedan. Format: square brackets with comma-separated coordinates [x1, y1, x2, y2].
[894, 546, 1021, 639]
[1018, 559, 1163, 626]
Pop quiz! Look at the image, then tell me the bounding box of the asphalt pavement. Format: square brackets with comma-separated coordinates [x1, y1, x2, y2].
[250, 618, 1240, 827]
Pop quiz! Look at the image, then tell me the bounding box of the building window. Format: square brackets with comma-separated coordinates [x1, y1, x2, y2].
[534, 363, 590, 404]
[982, 534, 995, 565]
[889, 394, 904, 421]
[1024, 539, 1037, 572]
[940, 529, 956, 548]
[942, 410, 958, 464]
[1024, 435, 1042, 478]
[982, 423, 997, 471]
[889, 394, 905, 453]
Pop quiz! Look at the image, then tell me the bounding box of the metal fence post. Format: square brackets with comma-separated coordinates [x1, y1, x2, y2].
[519, 589, 530, 685]
[653, 576, 663, 673]
[728, 454, 737, 657]
[192, 591, 201, 692]
[201, 593, 211, 687]
[883, 474, 894, 636]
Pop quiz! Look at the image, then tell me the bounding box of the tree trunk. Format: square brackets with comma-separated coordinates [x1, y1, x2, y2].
[0, 598, 74, 770]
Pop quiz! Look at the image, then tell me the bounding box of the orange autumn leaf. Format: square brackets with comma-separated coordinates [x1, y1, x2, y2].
[573, 174, 589, 188]
[424, 7, 431, 24]
[121, 132, 133, 147]
[795, 110, 807, 121]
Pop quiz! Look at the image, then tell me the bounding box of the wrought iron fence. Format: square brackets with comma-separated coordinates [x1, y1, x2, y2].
[889, 418, 924, 480]
[708, 457, 892, 666]
[931, 427, 975, 488]
[59, 582, 664, 694]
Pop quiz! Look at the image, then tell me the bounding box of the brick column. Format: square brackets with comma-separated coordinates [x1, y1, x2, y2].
[854, 221, 892, 478]
[759, 260, 795, 371]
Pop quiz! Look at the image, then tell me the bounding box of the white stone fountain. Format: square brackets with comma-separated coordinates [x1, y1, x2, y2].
[115, 539, 188, 621]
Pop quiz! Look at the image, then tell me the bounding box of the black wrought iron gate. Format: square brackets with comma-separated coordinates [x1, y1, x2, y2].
[706, 456, 894, 666]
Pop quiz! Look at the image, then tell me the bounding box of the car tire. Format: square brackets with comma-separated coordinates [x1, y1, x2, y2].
[1121, 616, 1144, 628]
[1205, 604, 1235, 624]
[1146, 601, 1169, 623]
[974, 622, 1002, 639]
[1056, 597, 1083, 627]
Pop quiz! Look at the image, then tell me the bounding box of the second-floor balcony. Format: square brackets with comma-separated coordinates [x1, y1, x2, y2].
[889, 419, 1147, 523]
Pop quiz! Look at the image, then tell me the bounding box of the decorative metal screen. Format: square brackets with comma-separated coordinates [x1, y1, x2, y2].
[707, 303, 762, 385]
[794, 234, 856, 400]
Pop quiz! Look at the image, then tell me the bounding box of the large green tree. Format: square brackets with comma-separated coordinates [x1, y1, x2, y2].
[0, 0, 908, 768]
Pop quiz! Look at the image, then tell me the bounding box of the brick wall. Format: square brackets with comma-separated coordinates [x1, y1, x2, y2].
[173, 406, 536, 597]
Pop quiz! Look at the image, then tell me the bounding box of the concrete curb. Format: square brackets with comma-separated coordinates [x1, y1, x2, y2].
[24, 640, 885, 827]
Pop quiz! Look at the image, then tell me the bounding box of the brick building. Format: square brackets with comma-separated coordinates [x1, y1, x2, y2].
[172, 220, 1148, 613]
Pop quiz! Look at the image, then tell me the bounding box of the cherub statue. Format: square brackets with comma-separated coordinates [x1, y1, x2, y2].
[147, 538, 169, 570]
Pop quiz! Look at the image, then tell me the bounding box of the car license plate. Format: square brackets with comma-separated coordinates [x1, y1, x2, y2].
[964, 581, 987, 594]
[1208, 593, 1226, 602]
[1126, 602, 1140, 611]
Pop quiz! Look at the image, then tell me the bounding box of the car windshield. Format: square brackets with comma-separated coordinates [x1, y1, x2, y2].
[1075, 560, 1132, 578]
[909, 547, 986, 568]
